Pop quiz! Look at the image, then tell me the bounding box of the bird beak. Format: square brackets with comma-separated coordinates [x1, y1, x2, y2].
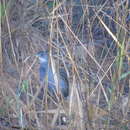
[35, 53, 47, 63]
[39, 57, 47, 63]
[36, 56, 47, 63]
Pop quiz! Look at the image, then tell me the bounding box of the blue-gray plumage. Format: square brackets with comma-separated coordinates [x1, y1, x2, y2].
[36, 51, 69, 98]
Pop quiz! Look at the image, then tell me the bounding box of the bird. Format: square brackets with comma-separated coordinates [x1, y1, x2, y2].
[36, 51, 69, 99]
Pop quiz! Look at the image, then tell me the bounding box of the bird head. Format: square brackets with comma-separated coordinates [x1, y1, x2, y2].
[36, 51, 49, 64]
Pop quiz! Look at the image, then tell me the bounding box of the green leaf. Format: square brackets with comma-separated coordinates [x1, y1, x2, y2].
[21, 80, 29, 92]
[0, 3, 5, 20]
[107, 87, 112, 94]
[47, 1, 54, 9]
[119, 71, 130, 80]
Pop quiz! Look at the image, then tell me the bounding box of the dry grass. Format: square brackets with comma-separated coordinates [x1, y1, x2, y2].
[0, 0, 130, 129]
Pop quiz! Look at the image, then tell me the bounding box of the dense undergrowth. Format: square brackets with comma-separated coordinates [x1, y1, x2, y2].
[0, 0, 130, 129]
